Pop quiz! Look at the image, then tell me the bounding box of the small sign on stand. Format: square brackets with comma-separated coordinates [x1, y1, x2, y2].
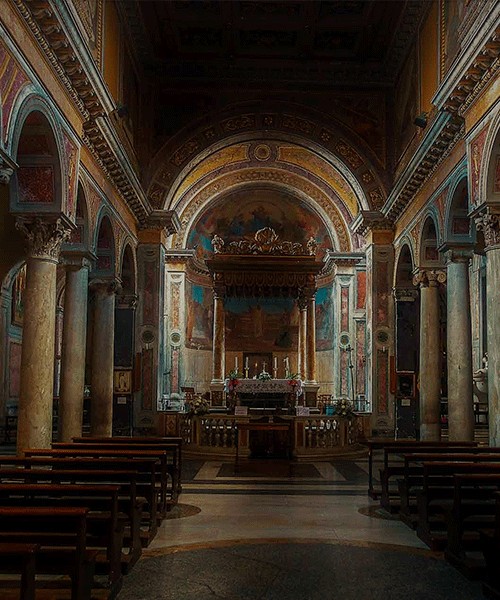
[296, 406, 310, 416]
[234, 406, 248, 416]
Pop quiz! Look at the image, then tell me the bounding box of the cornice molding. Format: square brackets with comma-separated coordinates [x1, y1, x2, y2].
[140, 210, 181, 234]
[351, 211, 393, 237]
[15, 0, 153, 224]
[382, 112, 464, 223]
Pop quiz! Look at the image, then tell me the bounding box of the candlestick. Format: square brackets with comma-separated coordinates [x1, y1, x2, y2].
[245, 356, 249, 369]
[274, 356, 277, 370]
[235, 356, 238, 371]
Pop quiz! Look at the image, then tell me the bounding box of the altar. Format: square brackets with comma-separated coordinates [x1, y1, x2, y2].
[225, 378, 302, 410]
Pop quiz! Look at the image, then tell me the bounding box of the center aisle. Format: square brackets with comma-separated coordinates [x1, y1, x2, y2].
[116, 456, 484, 599]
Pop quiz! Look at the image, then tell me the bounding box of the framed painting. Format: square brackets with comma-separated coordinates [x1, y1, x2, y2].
[114, 369, 132, 394]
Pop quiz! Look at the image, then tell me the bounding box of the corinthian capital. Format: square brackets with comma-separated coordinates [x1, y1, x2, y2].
[412, 269, 447, 288]
[16, 217, 71, 262]
[475, 210, 500, 250]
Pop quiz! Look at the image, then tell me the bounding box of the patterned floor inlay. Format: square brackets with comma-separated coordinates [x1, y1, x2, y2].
[218, 460, 321, 479]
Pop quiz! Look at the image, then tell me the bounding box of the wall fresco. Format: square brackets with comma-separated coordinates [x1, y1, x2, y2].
[224, 296, 299, 353]
[0, 41, 30, 144]
[356, 320, 366, 395]
[185, 281, 213, 350]
[470, 125, 489, 205]
[63, 133, 79, 221]
[17, 166, 54, 203]
[142, 261, 157, 325]
[316, 285, 334, 351]
[187, 189, 332, 257]
[356, 271, 366, 309]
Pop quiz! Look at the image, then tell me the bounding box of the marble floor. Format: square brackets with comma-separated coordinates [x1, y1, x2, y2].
[116, 455, 485, 599]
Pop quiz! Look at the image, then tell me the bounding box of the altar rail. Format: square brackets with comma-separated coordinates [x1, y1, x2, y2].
[179, 413, 368, 460]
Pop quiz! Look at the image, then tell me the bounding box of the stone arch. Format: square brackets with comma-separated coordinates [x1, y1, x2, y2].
[147, 102, 388, 213]
[394, 239, 416, 289]
[65, 181, 91, 250]
[479, 105, 500, 206]
[93, 212, 116, 277]
[9, 99, 64, 214]
[419, 214, 442, 268]
[444, 170, 473, 244]
[119, 242, 137, 295]
[171, 168, 356, 253]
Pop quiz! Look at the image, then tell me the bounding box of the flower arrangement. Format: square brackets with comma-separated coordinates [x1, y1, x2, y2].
[258, 370, 272, 381]
[187, 393, 210, 416]
[334, 397, 354, 418]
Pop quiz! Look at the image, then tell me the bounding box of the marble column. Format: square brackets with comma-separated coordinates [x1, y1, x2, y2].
[445, 249, 474, 441]
[413, 269, 446, 441]
[305, 291, 317, 384]
[297, 293, 308, 380]
[58, 255, 91, 442]
[475, 210, 500, 445]
[15, 217, 71, 453]
[211, 286, 225, 383]
[89, 279, 117, 436]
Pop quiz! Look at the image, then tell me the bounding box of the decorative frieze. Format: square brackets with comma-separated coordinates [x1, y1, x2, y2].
[15, 217, 71, 261]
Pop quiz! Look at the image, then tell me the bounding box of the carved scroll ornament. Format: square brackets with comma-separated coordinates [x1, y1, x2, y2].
[211, 227, 316, 256]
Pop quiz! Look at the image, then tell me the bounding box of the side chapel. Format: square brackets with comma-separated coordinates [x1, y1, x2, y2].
[0, 0, 499, 456]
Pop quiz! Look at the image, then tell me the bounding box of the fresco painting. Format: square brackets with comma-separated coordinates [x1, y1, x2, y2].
[316, 285, 334, 351]
[188, 190, 332, 258]
[225, 296, 299, 353]
[186, 281, 213, 350]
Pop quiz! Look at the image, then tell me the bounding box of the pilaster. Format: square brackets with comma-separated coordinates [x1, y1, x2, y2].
[475, 206, 500, 445]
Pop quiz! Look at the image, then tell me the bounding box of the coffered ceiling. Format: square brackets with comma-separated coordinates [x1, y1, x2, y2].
[119, 0, 429, 88]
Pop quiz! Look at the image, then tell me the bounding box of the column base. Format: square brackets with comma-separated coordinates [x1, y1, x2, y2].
[302, 383, 320, 407]
[210, 382, 225, 406]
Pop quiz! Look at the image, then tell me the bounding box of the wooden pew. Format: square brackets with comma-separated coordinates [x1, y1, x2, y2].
[70, 438, 182, 499]
[398, 451, 500, 528]
[49, 444, 175, 514]
[443, 473, 500, 578]
[0, 506, 96, 600]
[0, 468, 143, 569]
[363, 438, 478, 499]
[0, 483, 124, 589]
[378, 442, 480, 513]
[19, 452, 161, 539]
[72, 436, 183, 492]
[416, 462, 500, 550]
[0, 542, 38, 600]
[480, 491, 500, 599]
